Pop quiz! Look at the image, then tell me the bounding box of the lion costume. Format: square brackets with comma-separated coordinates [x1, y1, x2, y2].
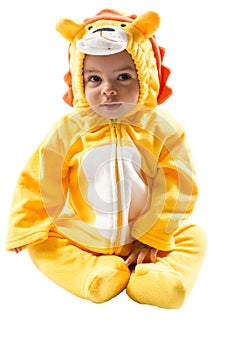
[6, 9, 207, 308]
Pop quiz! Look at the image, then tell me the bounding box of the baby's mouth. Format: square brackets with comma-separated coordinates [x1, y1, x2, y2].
[100, 102, 122, 110]
[92, 102, 136, 119]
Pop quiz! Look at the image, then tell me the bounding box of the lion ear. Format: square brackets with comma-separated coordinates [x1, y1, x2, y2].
[132, 11, 160, 37]
[56, 18, 85, 42]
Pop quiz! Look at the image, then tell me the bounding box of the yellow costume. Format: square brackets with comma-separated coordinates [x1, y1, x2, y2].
[6, 9, 207, 308]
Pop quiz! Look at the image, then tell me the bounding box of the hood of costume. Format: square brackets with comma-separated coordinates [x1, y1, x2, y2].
[55, 8, 172, 109]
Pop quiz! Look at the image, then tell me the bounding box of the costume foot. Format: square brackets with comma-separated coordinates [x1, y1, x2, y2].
[85, 255, 130, 303]
[126, 263, 187, 309]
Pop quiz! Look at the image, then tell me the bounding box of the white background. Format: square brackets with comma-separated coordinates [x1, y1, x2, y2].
[1, 0, 232, 349]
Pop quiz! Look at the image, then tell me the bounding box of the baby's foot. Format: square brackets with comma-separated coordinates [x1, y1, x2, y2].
[126, 263, 187, 308]
[85, 255, 130, 303]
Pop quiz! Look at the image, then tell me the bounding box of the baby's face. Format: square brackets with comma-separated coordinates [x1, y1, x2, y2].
[83, 50, 139, 112]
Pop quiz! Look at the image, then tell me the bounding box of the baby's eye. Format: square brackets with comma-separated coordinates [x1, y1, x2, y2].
[89, 75, 101, 82]
[118, 73, 131, 81]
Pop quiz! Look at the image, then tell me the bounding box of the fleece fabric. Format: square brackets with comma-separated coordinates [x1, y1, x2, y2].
[6, 9, 207, 308]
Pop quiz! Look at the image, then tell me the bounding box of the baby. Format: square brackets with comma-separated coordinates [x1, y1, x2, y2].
[6, 9, 207, 308]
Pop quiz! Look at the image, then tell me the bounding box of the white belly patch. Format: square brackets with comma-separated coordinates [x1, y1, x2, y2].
[81, 144, 149, 244]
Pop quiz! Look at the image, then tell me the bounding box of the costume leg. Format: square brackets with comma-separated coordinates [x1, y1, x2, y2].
[28, 234, 130, 303]
[126, 224, 207, 308]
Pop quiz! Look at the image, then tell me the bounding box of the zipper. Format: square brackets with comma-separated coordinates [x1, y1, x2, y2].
[110, 119, 123, 253]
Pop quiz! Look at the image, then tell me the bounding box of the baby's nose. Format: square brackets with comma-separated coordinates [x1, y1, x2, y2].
[101, 83, 117, 96]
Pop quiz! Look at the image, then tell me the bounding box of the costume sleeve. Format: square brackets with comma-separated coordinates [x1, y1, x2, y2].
[132, 128, 198, 251]
[6, 124, 69, 251]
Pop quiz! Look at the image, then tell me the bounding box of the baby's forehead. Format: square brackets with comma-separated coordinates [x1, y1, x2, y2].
[83, 50, 137, 70]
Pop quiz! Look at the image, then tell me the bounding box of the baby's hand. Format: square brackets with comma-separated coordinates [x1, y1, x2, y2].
[124, 242, 158, 266]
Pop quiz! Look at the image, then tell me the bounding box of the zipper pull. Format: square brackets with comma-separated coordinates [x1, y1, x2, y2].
[111, 119, 117, 129]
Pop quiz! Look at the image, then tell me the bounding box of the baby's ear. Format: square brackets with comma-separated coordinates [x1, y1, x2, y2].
[56, 18, 85, 42]
[132, 11, 160, 37]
